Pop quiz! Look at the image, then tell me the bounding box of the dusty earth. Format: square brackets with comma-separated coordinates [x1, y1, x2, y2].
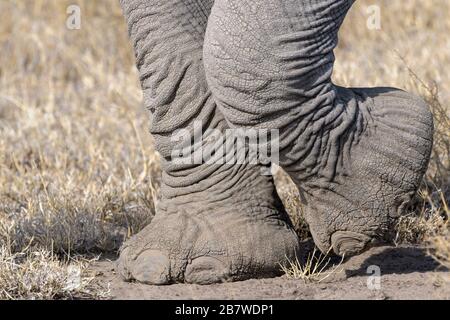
[91, 244, 449, 300]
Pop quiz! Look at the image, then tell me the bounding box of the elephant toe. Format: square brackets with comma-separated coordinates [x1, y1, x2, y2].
[184, 256, 230, 284]
[116, 246, 133, 281]
[131, 250, 171, 285]
[331, 231, 372, 257]
[117, 248, 171, 285]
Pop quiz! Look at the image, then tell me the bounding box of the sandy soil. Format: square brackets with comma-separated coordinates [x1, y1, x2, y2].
[91, 244, 449, 300]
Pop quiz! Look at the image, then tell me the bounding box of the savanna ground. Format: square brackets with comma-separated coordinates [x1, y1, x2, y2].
[0, 0, 449, 300]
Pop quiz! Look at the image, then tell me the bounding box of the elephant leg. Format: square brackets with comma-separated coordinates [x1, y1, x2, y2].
[204, 0, 434, 256]
[116, 0, 300, 284]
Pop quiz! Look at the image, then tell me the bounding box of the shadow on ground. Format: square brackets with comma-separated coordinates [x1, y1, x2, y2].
[346, 246, 447, 277]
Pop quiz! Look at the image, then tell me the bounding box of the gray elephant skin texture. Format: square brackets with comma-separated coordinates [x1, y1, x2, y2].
[115, 0, 434, 285]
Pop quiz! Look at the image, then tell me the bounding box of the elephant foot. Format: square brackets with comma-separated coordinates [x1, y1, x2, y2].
[297, 88, 433, 257]
[116, 164, 300, 285]
[201, 0, 434, 258]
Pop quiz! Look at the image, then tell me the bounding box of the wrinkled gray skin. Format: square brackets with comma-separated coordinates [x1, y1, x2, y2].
[117, 0, 433, 285]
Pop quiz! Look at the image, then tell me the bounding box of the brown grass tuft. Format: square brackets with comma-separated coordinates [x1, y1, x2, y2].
[280, 247, 344, 283]
[0, 245, 109, 300]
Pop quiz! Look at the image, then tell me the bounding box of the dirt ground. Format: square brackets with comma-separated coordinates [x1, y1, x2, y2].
[91, 244, 449, 300]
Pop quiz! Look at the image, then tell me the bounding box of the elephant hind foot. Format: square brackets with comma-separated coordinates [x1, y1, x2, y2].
[116, 165, 301, 285]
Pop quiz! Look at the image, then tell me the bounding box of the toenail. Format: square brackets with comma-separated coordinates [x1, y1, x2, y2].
[116, 246, 132, 281]
[131, 250, 171, 285]
[331, 231, 372, 257]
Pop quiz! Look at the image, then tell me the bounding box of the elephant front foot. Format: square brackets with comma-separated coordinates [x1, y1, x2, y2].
[116, 166, 300, 285]
[296, 88, 434, 257]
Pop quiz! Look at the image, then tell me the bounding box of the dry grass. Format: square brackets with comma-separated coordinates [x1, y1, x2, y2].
[280, 247, 344, 283]
[0, 0, 449, 298]
[0, 0, 160, 256]
[274, 166, 311, 239]
[0, 245, 108, 300]
[429, 228, 450, 270]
